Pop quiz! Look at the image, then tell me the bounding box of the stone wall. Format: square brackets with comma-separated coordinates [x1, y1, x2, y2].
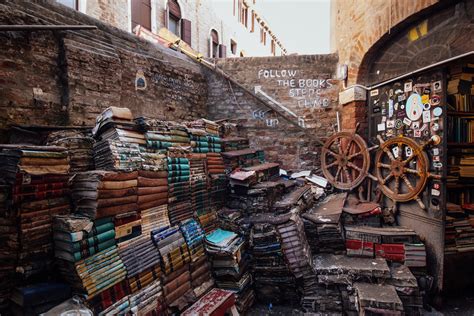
[0, 1, 208, 140]
[206, 54, 340, 171]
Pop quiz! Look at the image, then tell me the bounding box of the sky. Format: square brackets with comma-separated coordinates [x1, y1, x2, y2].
[257, 0, 331, 54]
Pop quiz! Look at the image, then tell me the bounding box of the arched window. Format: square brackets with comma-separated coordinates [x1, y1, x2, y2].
[210, 29, 219, 58]
[168, 0, 181, 36]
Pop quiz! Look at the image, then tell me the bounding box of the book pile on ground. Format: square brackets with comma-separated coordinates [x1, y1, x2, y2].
[222, 148, 265, 172]
[354, 282, 403, 315]
[206, 152, 227, 210]
[216, 207, 246, 234]
[310, 254, 391, 314]
[57, 246, 127, 301]
[198, 210, 218, 234]
[207, 134, 222, 153]
[137, 170, 168, 211]
[460, 156, 474, 177]
[141, 204, 170, 236]
[180, 219, 214, 298]
[47, 129, 95, 172]
[167, 154, 193, 225]
[167, 123, 191, 148]
[114, 211, 142, 244]
[151, 226, 191, 275]
[251, 223, 298, 305]
[221, 137, 249, 152]
[9, 282, 71, 315]
[188, 153, 210, 216]
[99, 279, 165, 315]
[53, 216, 115, 263]
[93, 107, 144, 171]
[71, 171, 138, 219]
[189, 118, 220, 137]
[118, 236, 162, 293]
[205, 229, 254, 313]
[302, 193, 346, 254]
[188, 128, 209, 153]
[388, 264, 423, 315]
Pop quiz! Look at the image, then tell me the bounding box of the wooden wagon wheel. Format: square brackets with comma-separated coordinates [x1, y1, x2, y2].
[375, 135, 441, 209]
[321, 127, 377, 190]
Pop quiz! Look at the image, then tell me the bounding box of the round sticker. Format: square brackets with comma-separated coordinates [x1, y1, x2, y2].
[423, 103, 431, 110]
[433, 107, 443, 117]
[406, 93, 423, 121]
[432, 123, 440, 131]
[430, 95, 441, 106]
[395, 119, 403, 129]
[421, 94, 430, 104]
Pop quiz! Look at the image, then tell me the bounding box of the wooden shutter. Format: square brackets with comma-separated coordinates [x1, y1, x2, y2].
[181, 19, 191, 45]
[132, 0, 151, 31]
[169, 0, 181, 19]
[219, 44, 227, 58]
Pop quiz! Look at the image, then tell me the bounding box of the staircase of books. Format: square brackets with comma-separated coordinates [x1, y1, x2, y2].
[0, 106, 432, 315]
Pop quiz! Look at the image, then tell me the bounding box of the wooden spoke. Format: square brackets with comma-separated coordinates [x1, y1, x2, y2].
[401, 175, 415, 191]
[343, 166, 352, 182]
[377, 163, 391, 169]
[343, 138, 354, 156]
[347, 162, 363, 174]
[393, 176, 400, 195]
[404, 167, 419, 175]
[383, 147, 396, 162]
[397, 143, 403, 161]
[335, 166, 342, 181]
[327, 148, 339, 159]
[348, 151, 363, 160]
[326, 161, 338, 168]
[382, 173, 393, 185]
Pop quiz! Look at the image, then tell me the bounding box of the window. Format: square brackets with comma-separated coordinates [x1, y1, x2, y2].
[210, 29, 219, 58]
[168, 0, 182, 36]
[271, 39, 276, 56]
[56, 0, 77, 9]
[132, 0, 152, 31]
[240, 2, 248, 27]
[231, 40, 237, 55]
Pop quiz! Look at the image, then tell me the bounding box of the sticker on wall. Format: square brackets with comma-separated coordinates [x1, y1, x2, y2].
[370, 89, 379, 97]
[403, 117, 412, 126]
[433, 162, 443, 168]
[392, 146, 400, 158]
[389, 89, 394, 97]
[432, 122, 440, 131]
[421, 94, 430, 104]
[430, 95, 441, 106]
[433, 107, 443, 117]
[405, 93, 423, 121]
[386, 120, 395, 128]
[135, 70, 147, 90]
[422, 110, 431, 123]
[414, 130, 422, 137]
[423, 102, 431, 110]
[405, 146, 413, 157]
[433, 80, 442, 92]
[412, 121, 420, 130]
[433, 155, 440, 162]
[395, 119, 403, 129]
[431, 189, 441, 197]
[404, 81, 413, 92]
[433, 148, 440, 155]
[398, 94, 406, 102]
[388, 100, 394, 117]
[373, 106, 381, 113]
[377, 122, 386, 132]
[386, 129, 394, 137]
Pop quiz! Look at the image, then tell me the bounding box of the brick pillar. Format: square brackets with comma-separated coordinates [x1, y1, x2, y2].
[339, 86, 368, 138]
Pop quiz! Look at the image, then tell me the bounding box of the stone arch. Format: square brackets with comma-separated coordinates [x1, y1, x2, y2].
[357, 0, 474, 85]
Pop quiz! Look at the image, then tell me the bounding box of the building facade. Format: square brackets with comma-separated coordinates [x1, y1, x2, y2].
[56, 0, 287, 57]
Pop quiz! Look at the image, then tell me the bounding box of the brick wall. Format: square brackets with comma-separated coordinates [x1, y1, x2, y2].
[206, 54, 340, 171]
[0, 1, 208, 139]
